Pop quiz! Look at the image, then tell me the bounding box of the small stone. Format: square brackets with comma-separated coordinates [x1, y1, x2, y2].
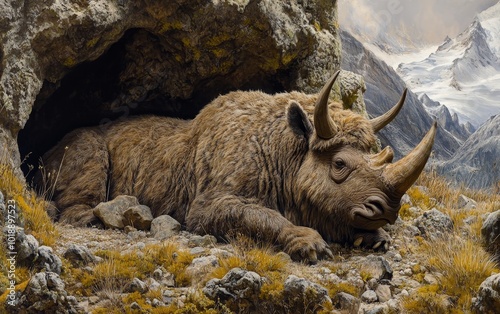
[188, 234, 217, 247]
[123, 205, 154, 230]
[423, 273, 438, 285]
[367, 278, 378, 290]
[124, 225, 137, 233]
[393, 253, 402, 262]
[203, 268, 263, 306]
[283, 275, 332, 312]
[403, 268, 413, 276]
[125, 278, 148, 294]
[144, 278, 161, 291]
[189, 247, 205, 255]
[471, 273, 500, 314]
[150, 215, 181, 240]
[9, 272, 78, 313]
[361, 255, 393, 281]
[334, 292, 360, 313]
[185, 255, 219, 278]
[64, 244, 97, 266]
[457, 194, 477, 209]
[153, 268, 163, 280]
[361, 290, 378, 303]
[481, 210, 500, 263]
[93, 195, 139, 229]
[375, 284, 392, 303]
[15, 230, 39, 265]
[162, 290, 174, 304]
[365, 304, 389, 314]
[401, 193, 412, 206]
[152, 298, 162, 307]
[414, 208, 454, 240]
[387, 298, 401, 312]
[130, 302, 141, 310]
[37, 246, 62, 274]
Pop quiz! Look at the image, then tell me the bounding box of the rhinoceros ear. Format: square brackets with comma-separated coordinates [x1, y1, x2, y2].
[287, 101, 313, 139]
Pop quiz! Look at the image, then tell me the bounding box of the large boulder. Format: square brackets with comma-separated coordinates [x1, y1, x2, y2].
[482, 210, 500, 263]
[472, 273, 500, 314]
[6, 272, 79, 314]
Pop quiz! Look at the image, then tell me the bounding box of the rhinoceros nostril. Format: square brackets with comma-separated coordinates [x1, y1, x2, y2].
[365, 197, 387, 214]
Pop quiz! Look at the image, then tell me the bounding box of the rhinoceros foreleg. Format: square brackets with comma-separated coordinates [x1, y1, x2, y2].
[186, 193, 333, 263]
[39, 128, 109, 227]
[353, 228, 391, 251]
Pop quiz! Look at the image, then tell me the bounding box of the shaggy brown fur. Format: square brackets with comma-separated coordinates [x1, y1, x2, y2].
[38, 89, 413, 263]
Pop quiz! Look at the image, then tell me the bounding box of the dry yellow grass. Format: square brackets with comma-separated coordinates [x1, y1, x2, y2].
[401, 170, 500, 313]
[0, 162, 58, 246]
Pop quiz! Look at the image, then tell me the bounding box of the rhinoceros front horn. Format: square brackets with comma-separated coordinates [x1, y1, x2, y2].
[383, 121, 437, 196]
[314, 71, 340, 139]
[371, 89, 407, 133]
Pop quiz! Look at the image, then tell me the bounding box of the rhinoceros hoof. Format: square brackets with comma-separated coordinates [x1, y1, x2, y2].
[279, 226, 333, 264]
[353, 228, 391, 252]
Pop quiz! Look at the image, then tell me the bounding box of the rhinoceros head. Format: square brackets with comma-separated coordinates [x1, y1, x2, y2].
[290, 71, 436, 243]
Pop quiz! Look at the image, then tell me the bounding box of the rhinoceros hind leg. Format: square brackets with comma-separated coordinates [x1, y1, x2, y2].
[39, 128, 110, 226]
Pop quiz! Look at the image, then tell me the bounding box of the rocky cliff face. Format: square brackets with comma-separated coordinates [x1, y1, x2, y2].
[340, 29, 460, 160]
[438, 114, 500, 190]
[0, 0, 351, 174]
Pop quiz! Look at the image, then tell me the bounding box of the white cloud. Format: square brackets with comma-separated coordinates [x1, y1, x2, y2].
[339, 0, 499, 44]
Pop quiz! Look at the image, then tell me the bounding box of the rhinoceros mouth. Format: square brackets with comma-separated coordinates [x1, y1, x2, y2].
[350, 196, 397, 229]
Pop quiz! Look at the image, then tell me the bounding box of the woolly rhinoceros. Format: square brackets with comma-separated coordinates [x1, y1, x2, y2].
[38, 71, 436, 263]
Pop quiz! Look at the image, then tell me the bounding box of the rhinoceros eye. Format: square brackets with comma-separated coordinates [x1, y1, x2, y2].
[331, 158, 351, 183]
[334, 159, 346, 169]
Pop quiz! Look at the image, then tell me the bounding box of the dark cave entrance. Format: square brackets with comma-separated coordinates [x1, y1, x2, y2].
[18, 28, 291, 180]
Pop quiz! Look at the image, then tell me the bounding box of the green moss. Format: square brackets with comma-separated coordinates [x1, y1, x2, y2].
[86, 37, 99, 48]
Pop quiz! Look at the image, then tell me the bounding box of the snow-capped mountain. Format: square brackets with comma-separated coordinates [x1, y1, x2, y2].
[340, 30, 460, 160]
[397, 2, 500, 127]
[438, 114, 500, 190]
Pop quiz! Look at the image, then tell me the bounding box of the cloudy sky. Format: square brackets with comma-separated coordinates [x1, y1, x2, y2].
[339, 0, 499, 44]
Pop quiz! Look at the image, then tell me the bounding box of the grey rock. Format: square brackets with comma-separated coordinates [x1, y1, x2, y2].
[144, 278, 161, 291]
[130, 301, 141, 310]
[414, 208, 454, 240]
[401, 194, 412, 206]
[482, 210, 500, 263]
[152, 298, 162, 307]
[472, 273, 500, 314]
[93, 195, 139, 229]
[186, 255, 219, 278]
[387, 298, 401, 312]
[63, 244, 97, 266]
[333, 292, 360, 313]
[203, 268, 263, 304]
[7, 272, 79, 314]
[361, 290, 378, 303]
[283, 275, 332, 312]
[150, 215, 181, 240]
[122, 205, 154, 230]
[361, 255, 393, 281]
[365, 304, 389, 314]
[125, 278, 148, 294]
[15, 229, 39, 265]
[188, 234, 217, 247]
[36, 246, 62, 274]
[152, 268, 163, 281]
[189, 247, 205, 255]
[375, 284, 392, 303]
[457, 194, 477, 209]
